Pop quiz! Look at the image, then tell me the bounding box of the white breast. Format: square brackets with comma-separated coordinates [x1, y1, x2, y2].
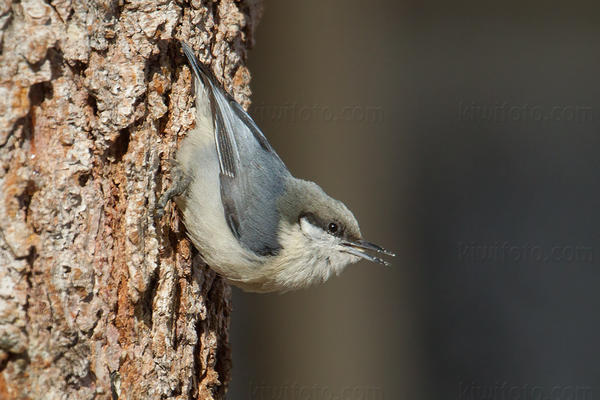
[175, 78, 265, 282]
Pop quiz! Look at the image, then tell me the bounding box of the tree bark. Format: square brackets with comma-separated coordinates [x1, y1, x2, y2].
[0, 0, 262, 398]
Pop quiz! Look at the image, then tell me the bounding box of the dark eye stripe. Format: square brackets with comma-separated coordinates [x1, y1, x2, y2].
[300, 212, 344, 237]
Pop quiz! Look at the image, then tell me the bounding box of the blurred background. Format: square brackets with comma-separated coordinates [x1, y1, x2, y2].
[229, 1, 600, 399]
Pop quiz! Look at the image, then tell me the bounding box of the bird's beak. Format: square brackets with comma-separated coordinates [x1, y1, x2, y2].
[340, 239, 396, 266]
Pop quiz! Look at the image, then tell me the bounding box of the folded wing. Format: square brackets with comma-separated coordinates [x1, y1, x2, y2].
[181, 43, 289, 256]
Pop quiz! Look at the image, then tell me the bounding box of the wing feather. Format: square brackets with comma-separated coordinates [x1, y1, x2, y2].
[181, 42, 289, 256]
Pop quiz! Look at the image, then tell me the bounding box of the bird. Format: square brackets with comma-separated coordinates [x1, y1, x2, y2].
[157, 42, 394, 293]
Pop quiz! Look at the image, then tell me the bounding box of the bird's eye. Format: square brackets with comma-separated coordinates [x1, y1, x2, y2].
[328, 222, 339, 234]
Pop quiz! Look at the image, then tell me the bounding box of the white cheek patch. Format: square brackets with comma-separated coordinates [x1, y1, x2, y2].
[299, 217, 330, 242]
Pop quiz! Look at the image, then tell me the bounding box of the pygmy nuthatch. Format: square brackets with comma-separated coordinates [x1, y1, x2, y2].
[158, 42, 394, 293]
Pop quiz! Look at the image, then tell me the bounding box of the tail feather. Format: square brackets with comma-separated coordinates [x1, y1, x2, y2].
[181, 42, 211, 87]
[180, 41, 238, 178]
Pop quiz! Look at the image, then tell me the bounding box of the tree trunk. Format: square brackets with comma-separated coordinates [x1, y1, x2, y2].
[0, 1, 262, 398]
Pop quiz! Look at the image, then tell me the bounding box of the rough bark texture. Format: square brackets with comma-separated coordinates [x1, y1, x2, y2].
[0, 0, 262, 398]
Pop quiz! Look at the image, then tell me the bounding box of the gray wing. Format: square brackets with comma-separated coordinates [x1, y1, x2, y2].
[182, 42, 289, 256]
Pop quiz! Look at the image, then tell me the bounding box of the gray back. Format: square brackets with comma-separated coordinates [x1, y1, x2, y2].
[182, 43, 290, 256]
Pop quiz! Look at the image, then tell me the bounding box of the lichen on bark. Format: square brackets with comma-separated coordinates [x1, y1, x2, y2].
[0, 0, 262, 398]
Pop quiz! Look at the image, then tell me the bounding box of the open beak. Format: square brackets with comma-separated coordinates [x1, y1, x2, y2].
[340, 239, 396, 266]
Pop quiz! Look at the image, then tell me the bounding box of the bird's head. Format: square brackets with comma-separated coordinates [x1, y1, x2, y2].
[272, 179, 394, 290]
